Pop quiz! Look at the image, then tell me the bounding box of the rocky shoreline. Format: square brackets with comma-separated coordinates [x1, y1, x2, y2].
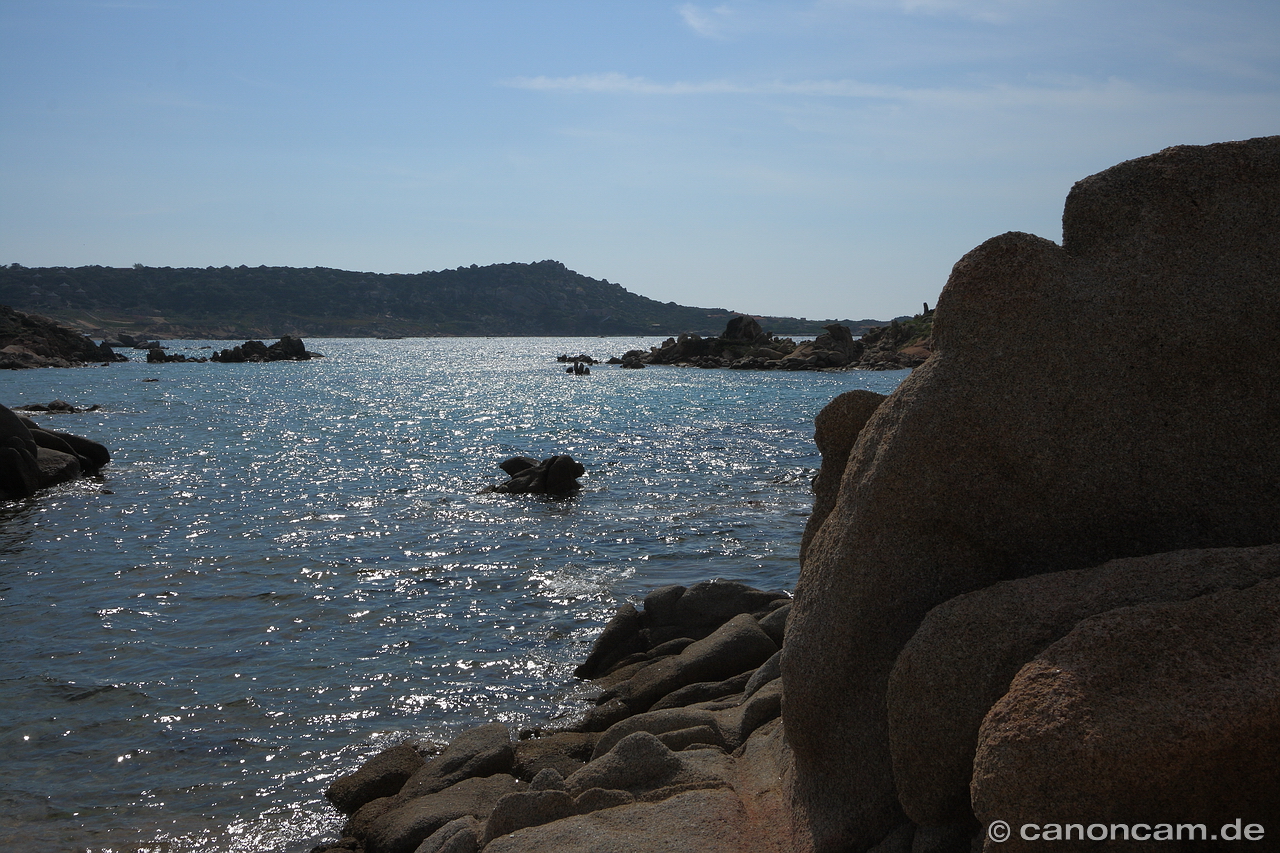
[0, 304, 125, 368]
[313, 579, 794, 853]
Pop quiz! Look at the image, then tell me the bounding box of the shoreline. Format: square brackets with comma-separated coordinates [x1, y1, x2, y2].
[311, 578, 794, 853]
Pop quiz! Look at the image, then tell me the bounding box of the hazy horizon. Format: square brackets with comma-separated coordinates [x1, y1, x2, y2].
[2, 1, 1277, 320]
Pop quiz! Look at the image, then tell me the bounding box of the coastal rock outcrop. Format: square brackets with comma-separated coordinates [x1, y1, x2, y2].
[211, 335, 321, 362]
[0, 403, 111, 499]
[316, 579, 792, 853]
[0, 304, 125, 368]
[614, 312, 931, 371]
[784, 134, 1280, 851]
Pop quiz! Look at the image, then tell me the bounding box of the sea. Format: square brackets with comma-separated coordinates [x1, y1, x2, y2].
[0, 337, 907, 852]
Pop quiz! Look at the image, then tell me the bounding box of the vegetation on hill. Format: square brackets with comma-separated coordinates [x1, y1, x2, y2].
[0, 261, 880, 340]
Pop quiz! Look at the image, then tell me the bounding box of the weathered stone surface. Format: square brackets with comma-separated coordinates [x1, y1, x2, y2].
[409, 815, 482, 853]
[642, 584, 687, 628]
[512, 731, 596, 781]
[366, 773, 523, 853]
[650, 670, 752, 712]
[755, 602, 790, 646]
[481, 789, 755, 853]
[528, 767, 565, 791]
[394, 723, 514, 803]
[783, 136, 1280, 851]
[674, 580, 787, 630]
[971, 578, 1280, 848]
[327, 741, 426, 815]
[568, 732, 732, 798]
[572, 786, 634, 813]
[799, 390, 886, 566]
[888, 544, 1280, 827]
[590, 710, 723, 762]
[481, 789, 577, 844]
[713, 679, 783, 751]
[576, 697, 633, 732]
[574, 603, 644, 679]
[622, 614, 778, 713]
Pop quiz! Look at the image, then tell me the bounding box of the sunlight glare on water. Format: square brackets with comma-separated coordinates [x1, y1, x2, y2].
[0, 338, 906, 851]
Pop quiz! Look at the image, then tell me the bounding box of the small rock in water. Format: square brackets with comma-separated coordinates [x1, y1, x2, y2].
[487, 454, 584, 494]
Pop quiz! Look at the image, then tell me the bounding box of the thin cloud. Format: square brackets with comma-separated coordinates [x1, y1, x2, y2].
[678, 3, 737, 39]
[503, 72, 1160, 112]
[505, 73, 897, 97]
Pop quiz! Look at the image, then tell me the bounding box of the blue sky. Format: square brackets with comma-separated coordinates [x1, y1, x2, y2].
[2, 1, 1277, 320]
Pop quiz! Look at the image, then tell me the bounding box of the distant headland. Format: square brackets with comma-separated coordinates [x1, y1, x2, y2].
[0, 260, 893, 341]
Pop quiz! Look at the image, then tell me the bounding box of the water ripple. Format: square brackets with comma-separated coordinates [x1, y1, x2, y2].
[0, 338, 905, 850]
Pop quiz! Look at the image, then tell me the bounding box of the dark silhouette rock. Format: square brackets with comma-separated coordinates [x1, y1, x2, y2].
[487, 455, 585, 495]
[0, 304, 126, 367]
[147, 348, 207, 363]
[783, 135, 1280, 851]
[1, 404, 109, 498]
[211, 335, 320, 362]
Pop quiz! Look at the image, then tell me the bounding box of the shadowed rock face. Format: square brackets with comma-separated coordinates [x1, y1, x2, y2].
[781, 136, 1280, 852]
[888, 544, 1280, 828]
[972, 575, 1280, 845]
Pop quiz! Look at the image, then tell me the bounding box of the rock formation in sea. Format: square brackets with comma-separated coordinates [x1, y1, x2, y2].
[210, 335, 322, 362]
[485, 456, 586, 495]
[611, 312, 932, 371]
[310, 135, 1280, 853]
[0, 404, 111, 499]
[0, 304, 126, 368]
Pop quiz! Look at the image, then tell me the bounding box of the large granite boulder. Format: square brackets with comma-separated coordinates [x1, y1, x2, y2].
[971, 577, 1280, 849]
[782, 135, 1280, 851]
[887, 544, 1280, 828]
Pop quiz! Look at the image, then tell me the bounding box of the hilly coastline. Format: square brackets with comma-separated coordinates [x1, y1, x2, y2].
[0, 261, 883, 341]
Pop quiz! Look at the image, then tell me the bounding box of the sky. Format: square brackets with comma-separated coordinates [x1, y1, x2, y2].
[1, 1, 1278, 320]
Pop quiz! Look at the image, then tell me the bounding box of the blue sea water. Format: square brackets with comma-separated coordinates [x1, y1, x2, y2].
[0, 338, 906, 852]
